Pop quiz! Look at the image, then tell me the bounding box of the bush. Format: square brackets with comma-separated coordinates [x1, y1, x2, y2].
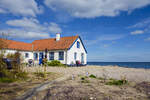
[81, 77, 85, 80]
[106, 79, 128, 85]
[47, 60, 64, 66]
[0, 77, 16, 83]
[89, 74, 96, 78]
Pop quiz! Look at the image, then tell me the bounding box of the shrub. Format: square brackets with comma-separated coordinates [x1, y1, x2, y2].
[15, 71, 28, 80]
[0, 77, 16, 83]
[47, 60, 64, 66]
[106, 79, 128, 85]
[89, 74, 96, 78]
[81, 77, 85, 80]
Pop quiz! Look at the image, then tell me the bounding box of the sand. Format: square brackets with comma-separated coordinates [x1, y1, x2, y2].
[25, 65, 150, 82]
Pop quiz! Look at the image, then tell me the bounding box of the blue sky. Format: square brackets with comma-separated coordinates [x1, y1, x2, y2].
[0, 0, 150, 62]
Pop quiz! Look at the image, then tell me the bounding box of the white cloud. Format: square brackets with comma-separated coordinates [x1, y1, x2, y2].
[6, 17, 45, 32]
[48, 22, 62, 33]
[0, 0, 43, 16]
[1, 18, 62, 39]
[131, 30, 144, 35]
[144, 37, 150, 41]
[0, 8, 6, 13]
[0, 29, 50, 39]
[44, 0, 150, 18]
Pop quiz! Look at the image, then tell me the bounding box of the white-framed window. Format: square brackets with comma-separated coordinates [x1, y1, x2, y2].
[34, 53, 38, 60]
[59, 51, 64, 60]
[25, 53, 29, 58]
[77, 41, 80, 48]
[49, 52, 54, 60]
[74, 52, 77, 60]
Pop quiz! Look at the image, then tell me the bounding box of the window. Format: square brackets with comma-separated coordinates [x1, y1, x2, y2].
[34, 53, 38, 60]
[59, 51, 64, 60]
[25, 53, 29, 58]
[49, 52, 54, 60]
[74, 52, 77, 60]
[77, 41, 80, 48]
[81, 53, 84, 64]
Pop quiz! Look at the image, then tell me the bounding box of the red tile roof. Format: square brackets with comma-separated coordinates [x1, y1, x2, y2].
[0, 36, 79, 51]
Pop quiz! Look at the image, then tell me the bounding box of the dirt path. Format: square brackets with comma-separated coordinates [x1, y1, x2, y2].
[15, 75, 70, 100]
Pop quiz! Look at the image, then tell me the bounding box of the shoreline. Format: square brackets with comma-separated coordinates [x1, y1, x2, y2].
[87, 64, 150, 69]
[87, 65, 150, 70]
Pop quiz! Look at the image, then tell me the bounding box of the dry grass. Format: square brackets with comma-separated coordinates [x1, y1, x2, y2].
[30, 76, 150, 100]
[0, 72, 62, 100]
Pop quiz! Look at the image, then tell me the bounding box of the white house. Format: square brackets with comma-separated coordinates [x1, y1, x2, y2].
[0, 33, 87, 65]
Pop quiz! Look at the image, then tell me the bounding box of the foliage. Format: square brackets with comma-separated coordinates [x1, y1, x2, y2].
[106, 79, 128, 86]
[89, 74, 96, 78]
[0, 77, 16, 83]
[81, 77, 85, 80]
[80, 76, 90, 83]
[47, 60, 65, 66]
[0, 51, 28, 83]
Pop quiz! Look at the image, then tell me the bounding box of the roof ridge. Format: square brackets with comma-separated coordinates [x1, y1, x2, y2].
[32, 35, 79, 42]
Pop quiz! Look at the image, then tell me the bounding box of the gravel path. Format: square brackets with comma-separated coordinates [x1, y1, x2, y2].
[25, 65, 150, 82]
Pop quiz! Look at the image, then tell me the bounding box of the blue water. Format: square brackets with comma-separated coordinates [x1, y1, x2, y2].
[87, 62, 150, 69]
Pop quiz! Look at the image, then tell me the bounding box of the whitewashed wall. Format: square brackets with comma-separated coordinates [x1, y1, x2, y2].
[47, 50, 67, 64]
[67, 38, 87, 65]
[4, 49, 33, 63]
[32, 50, 67, 64]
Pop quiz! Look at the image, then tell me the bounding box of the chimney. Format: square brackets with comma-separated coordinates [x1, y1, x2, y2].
[56, 33, 60, 41]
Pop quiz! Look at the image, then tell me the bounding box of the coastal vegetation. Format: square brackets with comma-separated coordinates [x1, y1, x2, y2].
[47, 60, 67, 67]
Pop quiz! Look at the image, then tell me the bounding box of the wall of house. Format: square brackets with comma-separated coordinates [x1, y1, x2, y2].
[67, 38, 87, 65]
[4, 49, 33, 63]
[33, 50, 67, 64]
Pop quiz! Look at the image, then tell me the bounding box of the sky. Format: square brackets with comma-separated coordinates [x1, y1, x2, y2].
[0, 0, 150, 62]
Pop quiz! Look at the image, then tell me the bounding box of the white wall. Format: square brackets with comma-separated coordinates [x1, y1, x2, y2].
[67, 38, 87, 65]
[4, 49, 33, 63]
[32, 50, 67, 64]
[47, 50, 67, 64]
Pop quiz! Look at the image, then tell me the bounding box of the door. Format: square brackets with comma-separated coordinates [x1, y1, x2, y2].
[39, 52, 44, 65]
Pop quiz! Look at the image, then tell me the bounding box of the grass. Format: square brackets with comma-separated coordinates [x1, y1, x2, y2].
[34, 71, 46, 78]
[0, 68, 29, 83]
[0, 77, 17, 83]
[106, 79, 128, 86]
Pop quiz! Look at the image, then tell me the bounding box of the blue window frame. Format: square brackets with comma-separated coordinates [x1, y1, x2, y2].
[77, 41, 80, 48]
[74, 52, 77, 60]
[34, 53, 38, 60]
[49, 52, 54, 60]
[25, 53, 29, 58]
[59, 51, 64, 60]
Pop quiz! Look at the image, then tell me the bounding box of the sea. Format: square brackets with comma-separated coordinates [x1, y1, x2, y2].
[87, 62, 150, 69]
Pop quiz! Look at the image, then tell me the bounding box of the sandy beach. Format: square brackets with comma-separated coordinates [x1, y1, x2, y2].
[25, 65, 150, 82]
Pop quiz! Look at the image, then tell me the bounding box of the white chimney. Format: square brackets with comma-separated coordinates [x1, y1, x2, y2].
[56, 33, 60, 41]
